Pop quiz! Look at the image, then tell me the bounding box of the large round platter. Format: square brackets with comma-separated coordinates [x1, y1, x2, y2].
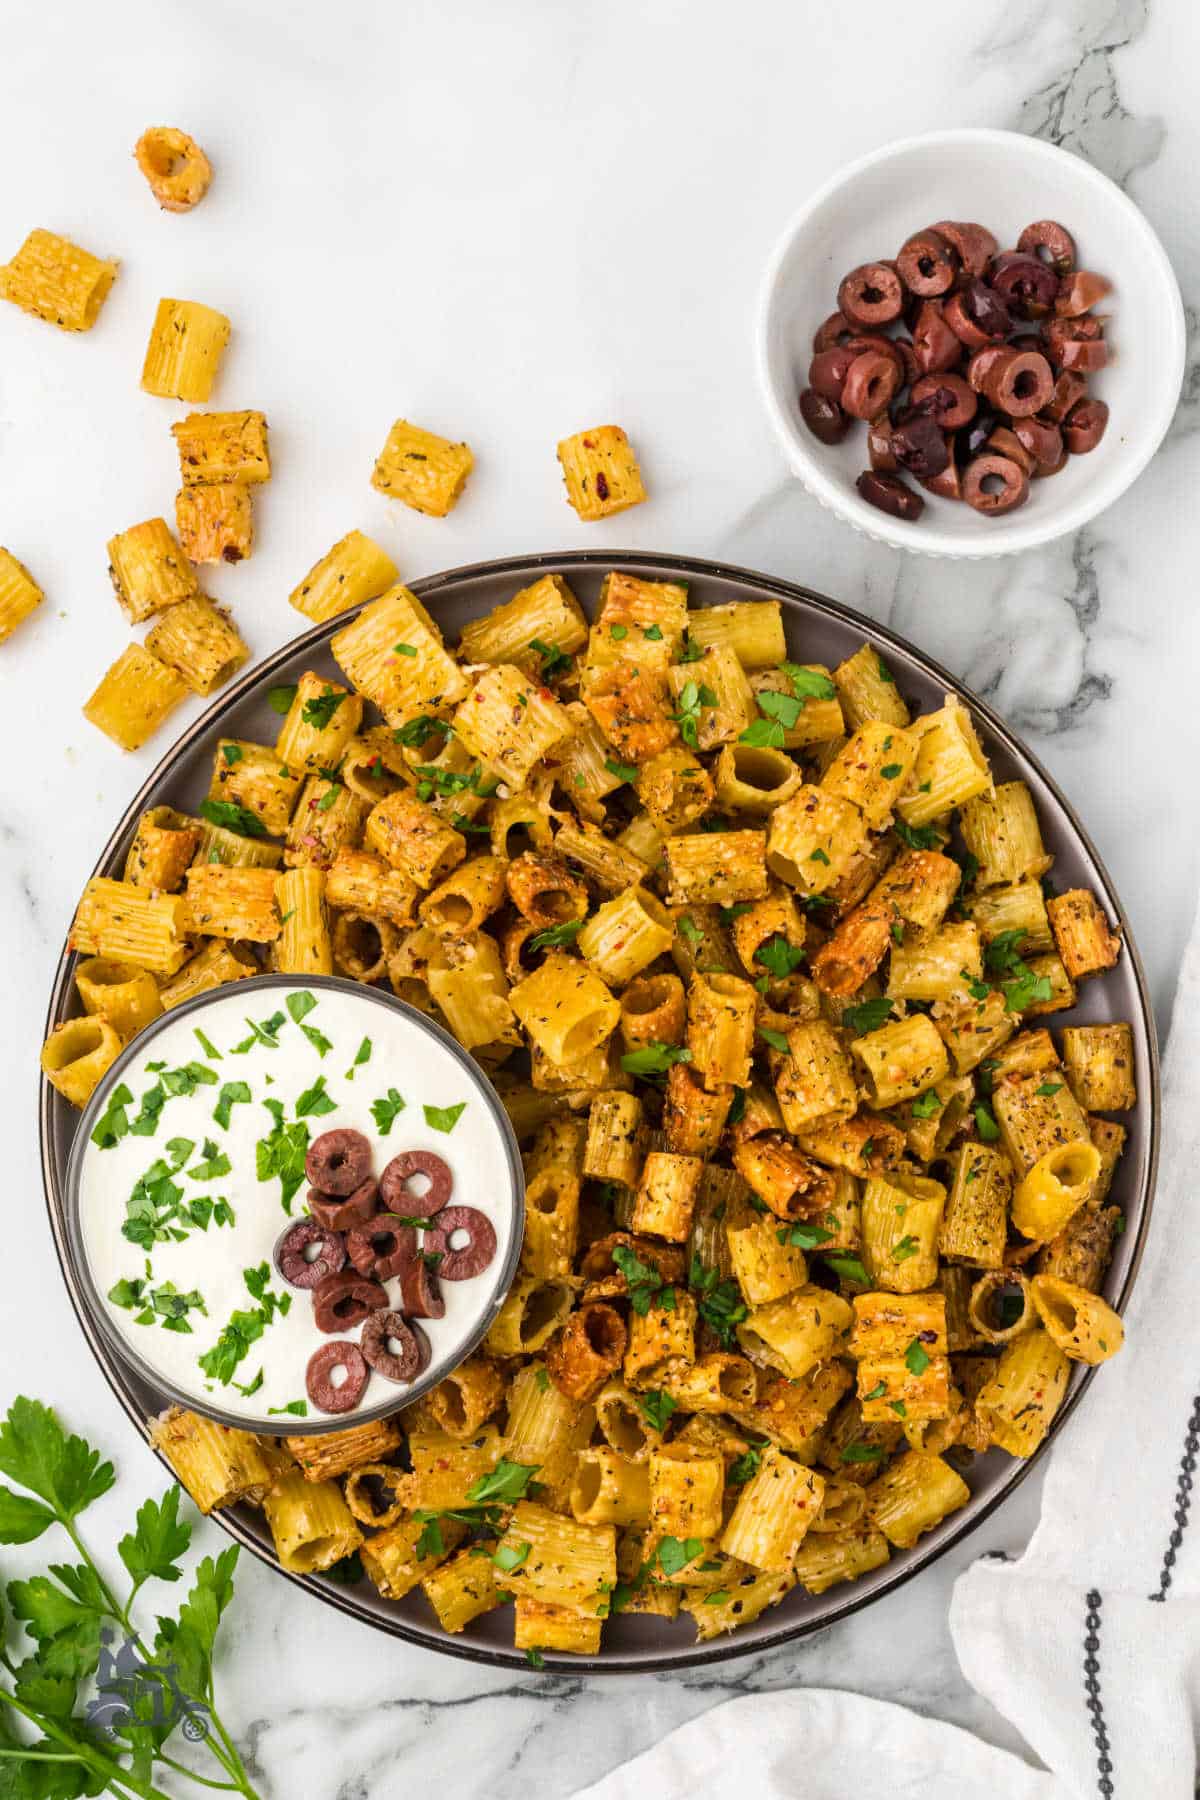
[41, 550, 1159, 1673]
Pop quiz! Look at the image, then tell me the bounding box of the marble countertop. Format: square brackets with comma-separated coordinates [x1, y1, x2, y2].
[2, 0, 1197, 1793]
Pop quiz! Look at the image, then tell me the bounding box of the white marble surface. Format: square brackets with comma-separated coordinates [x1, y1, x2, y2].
[2, 0, 1198, 1794]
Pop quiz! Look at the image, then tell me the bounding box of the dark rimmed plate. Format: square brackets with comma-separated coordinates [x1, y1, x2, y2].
[40, 550, 1159, 1673]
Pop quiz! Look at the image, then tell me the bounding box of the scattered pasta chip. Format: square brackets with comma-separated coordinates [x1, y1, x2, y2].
[557, 425, 646, 521]
[0, 228, 117, 331]
[371, 419, 473, 517]
[134, 126, 213, 212]
[173, 410, 271, 486]
[83, 643, 189, 750]
[0, 548, 43, 644]
[176, 483, 254, 565]
[141, 298, 231, 402]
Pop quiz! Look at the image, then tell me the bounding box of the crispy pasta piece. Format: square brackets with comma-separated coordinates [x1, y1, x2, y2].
[83, 645, 189, 751]
[141, 298, 231, 402]
[371, 419, 474, 516]
[0, 548, 43, 643]
[134, 127, 212, 211]
[176, 483, 254, 565]
[557, 425, 647, 520]
[0, 228, 117, 330]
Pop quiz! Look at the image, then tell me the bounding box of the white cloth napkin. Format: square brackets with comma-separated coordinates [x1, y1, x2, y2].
[577, 895, 1200, 1800]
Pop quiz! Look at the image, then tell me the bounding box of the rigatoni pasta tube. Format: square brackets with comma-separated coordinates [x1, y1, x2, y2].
[686, 972, 757, 1088]
[273, 868, 333, 976]
[1046, 888, 1121, 982]
[975, 1327, 1070, 1456]
[40, 1017, 122, 1106]
[648, 1445, 725, 1540]
[794, 1525, 891, 1594]
[850, 1013, 949, 1110]
[630, 1151, 702, 1243]
[510, 952, 620, 1064]
[421, 1547, 503, 1634]
[184, 865, 281, 943]
[289, 530, 398, 625]
[486, 1277, 575, 1357]
[578, 887, 674, 984]
[766, 786, 866, 895]
[84, 645, 188, 751]
[493, 1502, 617, 1611]
[364, 790, 466, 889]
[69, 879, 191, 977]
[897, 698, 991, 827]
[958, 781, 1052, 887]
[144, 595, 249, 697]
[0, 547, 43, 643]
[864, 1450, 969, 1548]
[1030, 1275, 1124, 1364]
[261, 1469, 362, 1575]
[1012, 1141, 1102, 1241]
[821, 721, 918, 829]
[861, 1172, 945, 1293]
[148, 1409, 273, 1514]
[361, 1519, 464, 1601]
[75, 959, 162, 1040]
[773, 1020, 857, 1132]
[459, 572, 588, 668]
[569, 1447, 651, 1527]
[736, 1286, 853, 1382]
[834, 644, 910, 730]
[721, 1447, 824, 1571]
[583, 1091, 643, 1189]
[939, 1142, 1012, 1269]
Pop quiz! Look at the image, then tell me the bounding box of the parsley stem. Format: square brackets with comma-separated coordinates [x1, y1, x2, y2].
[0, 1689, 171, 1799]
[158, 1751, 246, 1791]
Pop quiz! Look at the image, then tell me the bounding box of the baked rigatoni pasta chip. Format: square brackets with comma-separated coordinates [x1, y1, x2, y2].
[0, 548, 43, 644]
[141, 298, 231, 402]
[557, 425, 647, 520]
[107, 518, 198, 623]
[173, 410, 271, 485]
[175, 482, 254, 565]
[289, 530, 398, 624]
[145, 594, 249, 695]
[0, 227, 117, 330]
[83, 644, 189, 750]
[134, 126, 212, 211]
[371, 419, 473, 517]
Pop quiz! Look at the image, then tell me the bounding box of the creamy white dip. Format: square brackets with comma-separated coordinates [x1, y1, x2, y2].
[78, 982, 515, 1423]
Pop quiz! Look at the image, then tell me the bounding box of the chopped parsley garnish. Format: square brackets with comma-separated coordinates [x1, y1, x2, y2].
[528, 917, 586, 952]
[345, 1036, 372, 1081]
[880, 763, 903, 780]
[780, 1221, 834, 1250]
[728, 1445, 764, 1485]
[676, 916, 704, 947]
[214, 1080, 252, 1130]
[220, 742, 243, 765]
[754, 934, 806, 980]
[467, 1459, 540, 1505]
[892, 1235, 919, 1262]
[638, 1390, 677, 1433]
[108, 1277, 206, 1334]
[863, 1381, 886, 1402]
[199, 799, 267, 839]
[266, 1400, 309, 1418]
[255, 1099, 310, 1213]
[301, 687, 345, 730]
[603, 757, 639, 784]
[758, 1025, 790, 1053]
[656, 1536, 704, 1578]
[198, 1264, 291, 1386]
[286, 989, 333, 1055]
[187, 1139, 232, 1181]
[267, 684, 298, 714]
[295, 1075, 337, 1118]
[393, 641, 418, 657]
[905, 1338, 931, 1376]
[424, 1101, 467, 1134]
[689, 1254, 748, 1348]
[841, 996, 895, 1035]
[91, 1082, 134, 1149]
[671, 680, 716, 748]
[370, 1087, 407, 1135]
[893, 819, 942, 852]
[984, 929, 1053, 1013]
[611, 1244, 673, 1316]
[493, 1541, 531, 1574]
[233, 1011, 287, 1053]
[910, 1089, 942, 1120]
[194, 1028, 222, 1060]
[530, 637, 570, 678]
[809, 848, 831, 866]
[974, 1102, 1001, 1142]
[393, 714, 451, 747]
[824, 1252, 869, 1285]
[841, 1443, 883, 1464]
[1035, 1080, 1064, 1097]
[609, 624, 629, 641]
[642, 623, 664, 641]
[619, 1042, 692, 1077]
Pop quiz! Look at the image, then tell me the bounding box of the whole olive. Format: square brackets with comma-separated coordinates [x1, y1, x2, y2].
[855, 470, 925, 521]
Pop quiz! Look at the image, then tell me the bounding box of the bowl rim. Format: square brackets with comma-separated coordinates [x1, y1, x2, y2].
[40, 546, 1161, 1672]
[61, 973, 526, 1436]
[754, 125, 1187, 559]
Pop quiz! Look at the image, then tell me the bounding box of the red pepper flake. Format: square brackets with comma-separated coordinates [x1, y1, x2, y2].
[595, 472, 610, 501]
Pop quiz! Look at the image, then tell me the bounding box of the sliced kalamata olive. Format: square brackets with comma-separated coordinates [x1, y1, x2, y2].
[379, 1150, 454, 1217]
[1055, 271, 1112, 317]
[867, 412, 897, 471]
[312, 1269, 388, 1334]
[837, 261, 904, 328]
[959, 404, 999, 463]
[1017, 219, 1077, 277]
[306, 1341, 369, 1414]
[1008, 332, 1044, 353]
[1043, 369, 1089, 423]
[896, 229, 959, 297]
[985, 427, 1036, 477]
[921, 455, 962, 501]
[855, 470, 924, 521]
[307, 1178, 378, 1234]
[841, 351, 900, 421]
[306, 1129, 372, 1197]
[967, 346, 1013, 395]
[945, 281, 1011, 348]
[276, 1219, 346, 1290]
[347, 1215, 418, 1282]
[962, 454, 1030, 515]
[360, 1309, 423, 1383]
[1042, 314, 1107, 371]
[813, 310, 854, 352]
[989, 253, 1059, 318]
[799, 388, 849, 445]
[809, 346, 861, 403]
[399, 1254, 446, 1320]
[1012, 415, 1064, 471]
[893, 338, 920, 386]
[422, 1206, 498, 1281]
[910, 373, 976, 430]
[890, 412, 950, 480]
[931, 220, 999, 280]
[986, 349, 1054, 418]
[911, 300, 962, 374]
[1063, 398, 1110, 454]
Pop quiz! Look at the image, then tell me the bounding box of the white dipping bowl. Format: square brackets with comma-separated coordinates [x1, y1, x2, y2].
[755, 128, 1186, 558]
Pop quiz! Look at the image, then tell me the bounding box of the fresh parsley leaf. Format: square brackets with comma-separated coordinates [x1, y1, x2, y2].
[612, 1244, 668, 1316]
[187, 1140, 231, 1181]
[528, 917, 585, 952]
[345, 1036, 372, 1081]
[1035, 1081, 1064, 1097]
[671, 680, 716, 748]
[619, 1042, 692, 1077]
[393, 641, 418, 657]
[198, 799, 267, 839]
[689, 1255, 748, 1349]
[783, 1221, 834, 1250]
[213, 1080, 252, 1130]
[974, 1102, 1001, 1142]
[268, 683, 298, 714]
[863, 1381, 887, 1402]
[493, 1540, 531, 1574]
[842, 996, 895, 1035]
[910, 1089, 942, 1120]
[758, 1025, 790, 1053]
[738, 715, 786, 748]
[824, 1252, 869, 1285]
[894, 819, 942, 852]
[194, 1028, 222, 1061]
[754, 934, 806, 980]
[90, 1082, 133, 1150]
[525, 1647, 546, 1669]
[603, 757, 639, 784]
[892, 1235, 919, 1262]
[255, 1099, 310, 1212]
[841, 1443, 884, 1464]
[220, 742, 244, 765]
[905, 1338, 931, 1376]
[118, 1486, 191, 1589]
[424, 1101, 467, 1134]
[370, 1087, 407, 1135]
[638, 1391, 677, 1433]
[301, 687, 345, 731]
[880, 763, 903, 780]
[466, 1460, 540, 1505]
[530, 637, 570, 678]
[728, 1445, 763, 1485]
[676, 916, 704, 947]
[0, 1398, 115, 1525]
[656, 1536, 704, 1577]
[780, 662, 837, 702]
[267, 1400, 308, 1417]
[295, 1075, 337, 1118]
[642, 623, 664, 641]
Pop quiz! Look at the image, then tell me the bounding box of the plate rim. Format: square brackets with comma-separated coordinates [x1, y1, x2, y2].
[39, 546, 1161, 1674]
